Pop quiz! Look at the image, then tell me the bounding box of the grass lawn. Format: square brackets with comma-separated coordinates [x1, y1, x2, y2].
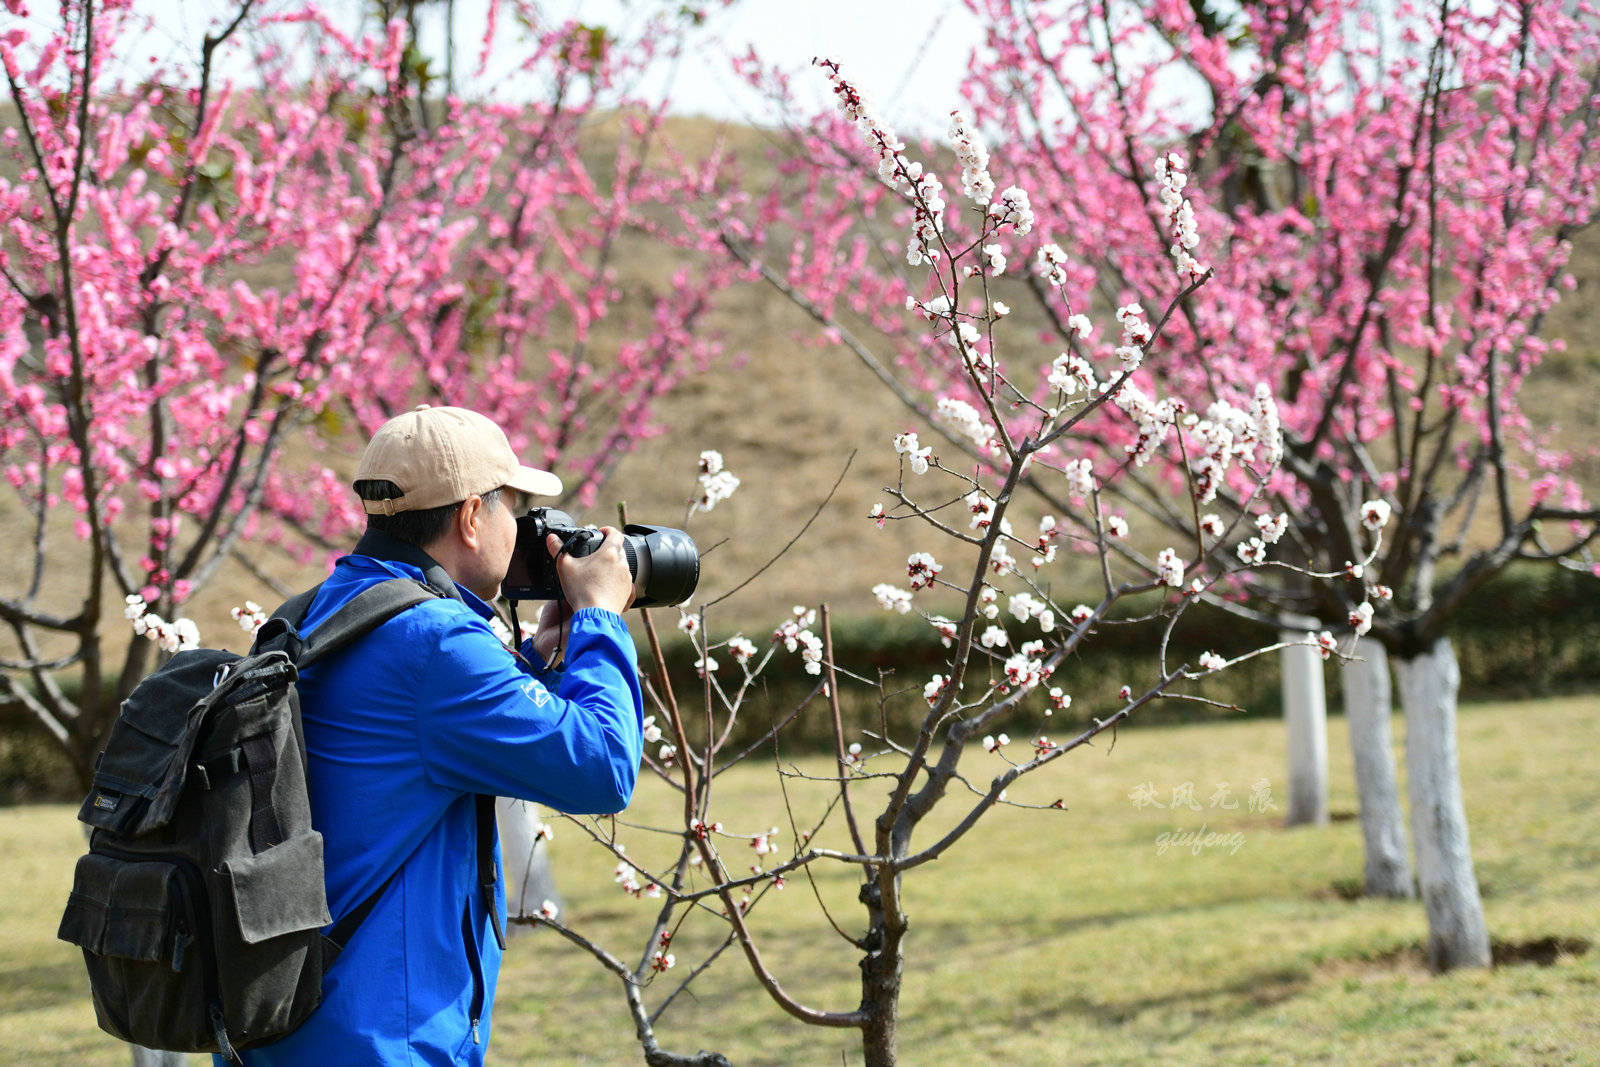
[4, 693, 1596, 1065]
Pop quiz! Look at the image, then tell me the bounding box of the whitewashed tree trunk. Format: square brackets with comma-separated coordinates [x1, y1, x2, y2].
[1280, 614, 1329, 826]
[129, 1047, 185, 1065]
[1339, 637, 1415, 897]
[1395, 637, 1491, 970]
[497, 797, 561, 933]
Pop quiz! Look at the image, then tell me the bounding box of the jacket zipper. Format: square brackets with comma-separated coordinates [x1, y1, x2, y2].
[460, 899, 485, 1044]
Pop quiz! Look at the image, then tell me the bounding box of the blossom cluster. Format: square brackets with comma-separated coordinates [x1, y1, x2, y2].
[1187, 388, 1282, 503]
[1114, 302, 1152, 373]
[125, 595, 200, 653]
[1154, 153, 1206, 278]
[893, 431, 933, 474]
[936, 396, 996, 450]
[1047, 351, 1098, 398]
[612, 847, 664, 899]
[1112, 381, 1179, 466]
[230, 601, 269, 636]
[949, 109, 995, 205]
[772, 605, 824, 675]
[906, 552, 942, 590]
[691, 450, 741, 514]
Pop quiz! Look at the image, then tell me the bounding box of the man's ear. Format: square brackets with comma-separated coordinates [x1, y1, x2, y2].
[456, 494, 484, 551]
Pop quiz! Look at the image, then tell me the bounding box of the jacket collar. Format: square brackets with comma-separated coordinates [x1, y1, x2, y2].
[351, 528, 464, 604]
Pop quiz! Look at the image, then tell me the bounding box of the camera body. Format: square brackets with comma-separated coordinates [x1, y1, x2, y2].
[502, 508, 699, 608]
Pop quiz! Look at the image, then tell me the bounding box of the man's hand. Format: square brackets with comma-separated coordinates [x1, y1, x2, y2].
[531, 599, 568, 666]
[549, 528, 634, 615]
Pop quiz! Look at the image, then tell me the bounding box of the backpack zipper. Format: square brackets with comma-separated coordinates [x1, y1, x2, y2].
[95, 844, 235, 1058]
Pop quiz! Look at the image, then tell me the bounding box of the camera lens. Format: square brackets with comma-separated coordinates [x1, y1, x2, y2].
[625, 524, 699, 608]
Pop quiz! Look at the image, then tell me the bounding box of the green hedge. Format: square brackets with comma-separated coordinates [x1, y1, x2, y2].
[648, 565, 1600, 755]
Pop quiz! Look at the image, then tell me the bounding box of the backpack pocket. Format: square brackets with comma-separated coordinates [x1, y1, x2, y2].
[57, 852, 212, 1051]
[212, 830, 334, 1044]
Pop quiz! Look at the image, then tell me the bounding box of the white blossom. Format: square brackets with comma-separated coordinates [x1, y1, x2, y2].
[1251, 384, 1283, 469]
[1034, 243, 1068, 286]
[989, 185, 1034, 235]
[1154, 152, 1207, 277]
[948, 109, 994, 205]
[1003, 653, 1042, 691]
[1156, 547, 1184, 588]
[1064, 457, 1096, 499]
[893, 431, 933, 475]
[907, 552, 942, 590]
[936, 396, 995, 450]
[1113, 381, 1177, 467]
[981, 243, 1007, 276]
[1256, 512, 1288, 544]
[692, 465, 741, 514]
[230, 601, 267, 636]
[1048, 352, 1098, 397]
[873, 583, 915, 613]
[966, 491, 997, 529]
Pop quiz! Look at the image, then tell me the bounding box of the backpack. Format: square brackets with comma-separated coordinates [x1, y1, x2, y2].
[57, 578, 442, 1061]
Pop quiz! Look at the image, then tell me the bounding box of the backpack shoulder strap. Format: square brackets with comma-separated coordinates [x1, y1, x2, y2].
[296, 579, 444, 670]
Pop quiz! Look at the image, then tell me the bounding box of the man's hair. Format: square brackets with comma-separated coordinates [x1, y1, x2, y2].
[354, 480, 504, 549]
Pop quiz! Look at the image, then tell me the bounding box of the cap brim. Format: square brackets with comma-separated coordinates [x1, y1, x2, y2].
[506, 465, 564, 498]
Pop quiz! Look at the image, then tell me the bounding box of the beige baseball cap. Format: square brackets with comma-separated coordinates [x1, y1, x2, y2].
[354, 405, 562, 515]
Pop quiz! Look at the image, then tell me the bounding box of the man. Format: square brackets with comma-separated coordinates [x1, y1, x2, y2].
[236, 405, 643, 1065]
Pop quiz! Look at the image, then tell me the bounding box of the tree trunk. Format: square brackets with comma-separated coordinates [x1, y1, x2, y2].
[1280, 614, 1329, 826]
[129, 1047, 185, 1066]
[1339, 637, 1415, 897]
[1395, 637, 1491, 970]
[858, 924, 902, 1065]
[497, 797, 561, 931]
[857, 869, 904, 1067]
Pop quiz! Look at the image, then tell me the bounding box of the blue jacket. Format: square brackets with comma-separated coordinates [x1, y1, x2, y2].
[235, 553, 644, 1065]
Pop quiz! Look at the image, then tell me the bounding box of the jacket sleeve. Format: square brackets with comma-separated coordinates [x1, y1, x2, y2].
[414, 605, 644, 813]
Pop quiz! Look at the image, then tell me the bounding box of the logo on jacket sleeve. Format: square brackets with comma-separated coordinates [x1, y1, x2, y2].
[520, 679, 551, 708]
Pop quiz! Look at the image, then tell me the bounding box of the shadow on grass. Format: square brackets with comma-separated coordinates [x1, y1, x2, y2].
[0, 958, 88, 1013]
[916, 963, 1310, 1047]
[1491, 935, 1592, 968]
[1320, 935, 1591, 977]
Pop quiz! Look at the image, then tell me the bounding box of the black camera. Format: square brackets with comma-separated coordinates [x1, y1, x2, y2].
[502, 508, 700, 608]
